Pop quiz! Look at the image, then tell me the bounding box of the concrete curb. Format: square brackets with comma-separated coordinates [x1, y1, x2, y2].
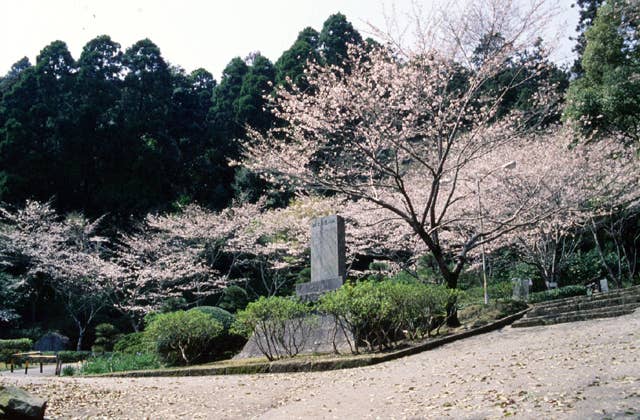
[96, 308, 529, 378]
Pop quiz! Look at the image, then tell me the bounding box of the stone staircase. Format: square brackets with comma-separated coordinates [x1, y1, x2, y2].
[512, 285, 640, 328]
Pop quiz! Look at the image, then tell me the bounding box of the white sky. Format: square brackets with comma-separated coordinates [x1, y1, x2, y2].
[1, 0, 579, 80]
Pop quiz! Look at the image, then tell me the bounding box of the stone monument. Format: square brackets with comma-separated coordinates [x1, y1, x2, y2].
[237, 215, 352, 358]
[512, 278, 531, 301]
[296, 215, 346, 301]
[34, 332, 69, 352]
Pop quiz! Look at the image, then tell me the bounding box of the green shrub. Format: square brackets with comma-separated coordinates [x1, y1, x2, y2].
[189, 306, 235, 330]
[232, 296, 314, 361]
[0, 338, 33, 364]
[81, 352, 160, 374]
[113, 332, 152, 355]
[318, 280, 454, 354]
[8, 328, 45, 342]
[92, 323, 121, 353]
[562, 249, 603, 287]
[459, 281, 514, 304]
[528, 285, 587, 303]
[459, 300, 529, 327]
[144, 310, 223, 366]
[61, 365, 76, 376]
[57, 351, 91, 363]
[0, 338, 32, 352]
[218, 285, 249, 313]
[188, 306, 246, 361]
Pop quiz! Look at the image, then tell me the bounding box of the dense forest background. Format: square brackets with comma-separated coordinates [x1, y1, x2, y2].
[0, 13, 368, 220]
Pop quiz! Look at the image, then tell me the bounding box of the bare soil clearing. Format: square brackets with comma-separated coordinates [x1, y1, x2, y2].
[2, 311, 639, 419]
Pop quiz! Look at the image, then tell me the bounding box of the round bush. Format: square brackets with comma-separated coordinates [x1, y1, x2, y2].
[232, 296, 314, 361]
[217, 285, 249, 313]
[319, 280, 453, 353]
[144, 310, 223, 366]
[113, 332, 152, 355]
[188, 306, 246, 360]
[188, 306, 235, 330]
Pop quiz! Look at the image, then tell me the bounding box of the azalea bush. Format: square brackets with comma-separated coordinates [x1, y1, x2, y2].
[188, 306, 246, 360]
[232, 296, 315, 361]
[318, 280, 454, 354]
[144, 310, 223, 366]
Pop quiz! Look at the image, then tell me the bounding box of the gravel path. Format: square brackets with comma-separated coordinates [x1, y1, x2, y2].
[2, 311, 639, 419]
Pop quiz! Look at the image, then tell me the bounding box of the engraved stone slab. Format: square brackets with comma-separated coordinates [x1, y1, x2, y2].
[296, 215, 346, 301]
[512, 278, 531, 301]
[311, 215, 346, 283]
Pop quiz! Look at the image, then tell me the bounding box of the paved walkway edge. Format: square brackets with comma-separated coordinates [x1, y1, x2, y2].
[97, 309, 529, 378]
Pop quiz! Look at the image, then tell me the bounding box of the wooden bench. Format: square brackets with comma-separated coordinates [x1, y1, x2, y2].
[10, 351, 61, 375]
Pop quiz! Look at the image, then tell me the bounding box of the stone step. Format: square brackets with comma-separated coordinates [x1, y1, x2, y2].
[528, 294, 640, 317]
[531, 285, 640, 312]
[512, 303, 640, 328]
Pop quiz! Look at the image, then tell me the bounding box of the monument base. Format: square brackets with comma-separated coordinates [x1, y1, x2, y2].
[295, 277, 343, 301]
[234, 314, 354, 359]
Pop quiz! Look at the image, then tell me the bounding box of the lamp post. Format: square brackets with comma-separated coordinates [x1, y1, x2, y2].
[477, 160, 516, 305]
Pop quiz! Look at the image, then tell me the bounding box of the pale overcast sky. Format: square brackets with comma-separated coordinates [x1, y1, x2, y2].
[1, 0, 579, 80]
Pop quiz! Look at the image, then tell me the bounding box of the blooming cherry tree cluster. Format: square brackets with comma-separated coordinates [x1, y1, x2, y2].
[467, 130, 640, 287]
[240, 30, 561, 292]
[0, 201, 120, 349]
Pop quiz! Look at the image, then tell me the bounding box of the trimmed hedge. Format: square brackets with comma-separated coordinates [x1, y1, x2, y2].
[189, 306, 235, 330]
[57, 351, 92, 363]
[0, 338, 33, 364]
[528, 285, 587, 303]
[0, 338, 32, 352]
[188, 306, 246, 361]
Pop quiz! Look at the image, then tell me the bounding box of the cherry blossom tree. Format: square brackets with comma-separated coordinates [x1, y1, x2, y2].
[224, 194, 419, 293]
[0, 201, 119, 350]
[473, 131, 640, 288]
[112, 204, 236, 330]
[589, 206, 640, 288]
[239, 0, 563, 307]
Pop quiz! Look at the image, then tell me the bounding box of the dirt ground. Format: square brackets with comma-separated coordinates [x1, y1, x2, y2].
[2, 310, 639, 419]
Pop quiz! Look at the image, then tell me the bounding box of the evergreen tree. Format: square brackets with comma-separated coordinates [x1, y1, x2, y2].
[118, 38, 176, 213]
[318, 13, 363, 67]
[472, 34, 569, 123]
[168, 67, 222, 205]
[68, 35, 124, 214]
[564, 0, 640, 142]
[0, 57, 31, 96]
[275, 27, 320, 88]
[0, 41, 76, 206]
[236, 52, 276, 132]
[571, 0, 605, 77]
